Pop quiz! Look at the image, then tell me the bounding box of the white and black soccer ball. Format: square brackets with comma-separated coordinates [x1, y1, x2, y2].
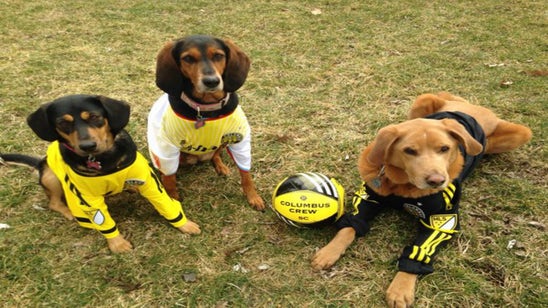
[271, 172, 345, 228]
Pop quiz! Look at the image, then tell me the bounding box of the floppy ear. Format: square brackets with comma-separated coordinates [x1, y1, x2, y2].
[218, 39, 250, 92]
[96, 96, 130, 134]
[441, 118, 483, 156]
[367, 125, 400, 166]
[27, 102, 60, 141]
[155, 40, 187, 96]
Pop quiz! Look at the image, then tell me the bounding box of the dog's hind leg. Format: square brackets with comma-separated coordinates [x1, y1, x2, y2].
[408, 93, 448, 119]
[211, 146, 231, 176]
[485, 120, 532, 154]
[40, 167, 74, 220]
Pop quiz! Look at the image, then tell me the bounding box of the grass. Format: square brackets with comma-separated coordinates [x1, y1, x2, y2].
[1, 0, 546, 307]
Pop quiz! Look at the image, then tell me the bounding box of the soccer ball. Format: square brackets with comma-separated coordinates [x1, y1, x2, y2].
[271, 172, 345, 228]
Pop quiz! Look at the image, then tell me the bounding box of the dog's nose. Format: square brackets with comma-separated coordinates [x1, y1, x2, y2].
[79, 141, 97, 152]
[202, 76, 220, 88]
[426, 174, 445, 188]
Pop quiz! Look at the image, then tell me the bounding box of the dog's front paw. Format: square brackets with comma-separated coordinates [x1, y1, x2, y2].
[107, 235, 133, 253]
[178, 220, 201, 234]
[311, 227, 355, 270]
[386, 271, 417, 308]
[247, 193, 265, 211]
[161, 174, 180, 200]
[311, 245, 343, 270]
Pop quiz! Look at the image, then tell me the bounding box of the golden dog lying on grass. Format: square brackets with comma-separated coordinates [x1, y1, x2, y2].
[312, 92, 532, 307]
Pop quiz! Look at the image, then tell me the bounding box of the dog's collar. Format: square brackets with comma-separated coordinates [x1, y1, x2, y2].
[180, 92, 231, 112]
[62, 143, 102, 170]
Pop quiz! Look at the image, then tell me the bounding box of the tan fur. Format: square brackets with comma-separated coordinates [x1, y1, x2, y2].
[178, 45, 227, 102]
[312, 92, 532, 307]
[56, 118, 114, 156]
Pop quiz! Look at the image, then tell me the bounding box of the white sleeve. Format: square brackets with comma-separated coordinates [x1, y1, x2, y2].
[147, 94, 180, 175]
[227, 130, 252, 171]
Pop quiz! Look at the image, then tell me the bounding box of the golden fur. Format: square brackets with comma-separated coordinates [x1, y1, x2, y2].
[312, 92, 532, 308]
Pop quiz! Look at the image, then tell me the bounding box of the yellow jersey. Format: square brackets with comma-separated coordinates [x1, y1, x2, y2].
[46, 141, 188, 238]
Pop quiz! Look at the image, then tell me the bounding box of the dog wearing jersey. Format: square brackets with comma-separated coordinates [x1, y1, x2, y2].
[0, 95, 200, 253]
[147, 35, 265, 210]
[311, 92, 532, 308]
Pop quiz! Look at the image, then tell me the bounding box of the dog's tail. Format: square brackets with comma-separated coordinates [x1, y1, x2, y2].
[0, 154, 42, 169]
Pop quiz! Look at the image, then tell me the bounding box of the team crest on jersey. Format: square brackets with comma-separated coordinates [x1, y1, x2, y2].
[221, 133, 244, 144]
[403, 203, 426, 219]
[430, 214, 458, 231]
[124, 179, 145, 190]
[92, 210, 105, 225]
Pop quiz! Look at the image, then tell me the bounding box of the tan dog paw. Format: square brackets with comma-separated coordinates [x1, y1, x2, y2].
[49, 202, 74, 220]
[311, 227, 356, 270]
[247, 193, 265, 211]
[178, 220, 201, 234]
[386, 271, 417, 308]
[107, 234, 133, 253]
[311, 246, 343, 270]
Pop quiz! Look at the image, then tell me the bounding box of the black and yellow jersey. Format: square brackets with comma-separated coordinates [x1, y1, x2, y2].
[337, 111, 486, 275]
[47, 141, 188, 239]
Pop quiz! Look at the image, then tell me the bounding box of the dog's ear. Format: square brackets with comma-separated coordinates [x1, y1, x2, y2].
[218, 39, 250, 92]
[441, 118, 483, 156]
[96, 96, 130, 134]
[27, 102, 60, 141]
[367, 125, 400, 166]
[155, 40, 186, 96]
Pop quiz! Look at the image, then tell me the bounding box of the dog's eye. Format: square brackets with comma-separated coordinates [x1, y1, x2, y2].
[182, 55, 196, 64]
[404, 148, 417, 156]
[56, 120, 73, 133]
[87, 113, 105, 126]
[212, 53, 225, 61]
[440, 145, 450, 153]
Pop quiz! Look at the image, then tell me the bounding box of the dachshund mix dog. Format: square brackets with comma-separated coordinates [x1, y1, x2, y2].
[311, 92, 532, 307]
[147, 35, 265, 210]
[0, 95, 200, 253]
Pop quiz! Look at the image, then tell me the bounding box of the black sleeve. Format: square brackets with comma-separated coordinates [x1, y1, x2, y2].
[335, 183, 384, 237]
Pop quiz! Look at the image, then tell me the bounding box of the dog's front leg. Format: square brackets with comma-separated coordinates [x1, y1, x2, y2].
[161, 173, 179, 200]
[239, 169, 265, 210]
[386, 271, 418, 308]
[106, 234, 133, 253]
[311, 227, 356, 270]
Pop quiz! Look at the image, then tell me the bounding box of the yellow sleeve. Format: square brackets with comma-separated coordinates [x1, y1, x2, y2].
[80, 195, 121, 239]
[130, 154, 188, 228]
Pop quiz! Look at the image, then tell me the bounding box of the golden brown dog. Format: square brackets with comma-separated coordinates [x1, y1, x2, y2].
[1, 95, 200, 253]
[147, 35, 265, 210]
[312, 92, 532, 307]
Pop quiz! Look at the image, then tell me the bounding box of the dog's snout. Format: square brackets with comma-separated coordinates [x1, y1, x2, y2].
[202, 76, 220, 88]
[79, 141, 97, 152]
[426, 174, 446, 188]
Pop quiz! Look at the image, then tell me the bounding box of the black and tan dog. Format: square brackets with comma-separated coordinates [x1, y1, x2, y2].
[1, 95, 200, 253]
[147, 35, 265, 210]
[312, 92, 532, 307]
